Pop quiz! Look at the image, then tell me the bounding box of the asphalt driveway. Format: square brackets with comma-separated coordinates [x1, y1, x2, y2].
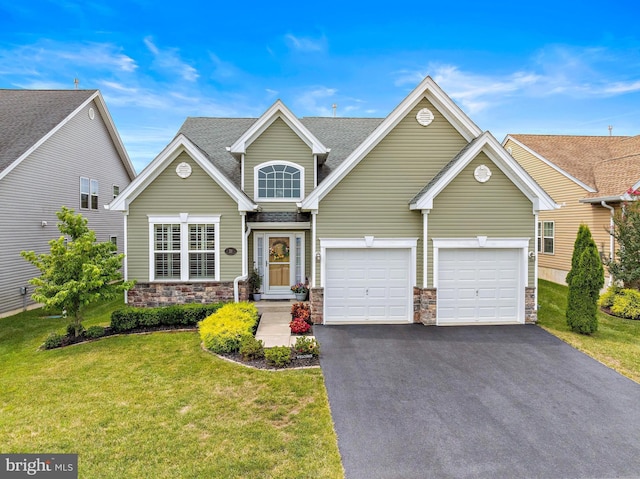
[314, 324, 640, 479]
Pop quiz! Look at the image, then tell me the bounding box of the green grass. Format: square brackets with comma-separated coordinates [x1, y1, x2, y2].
[537, 279, 640, 383]
[0, 300, 343, 478]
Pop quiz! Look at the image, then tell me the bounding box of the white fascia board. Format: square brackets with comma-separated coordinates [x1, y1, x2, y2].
[414, 132, 558, 212]
[481, 133, 557, 211]
[632, 178, 640, 192]
[0, 91, 103, 182]
[108, 134, 257, 212]
[301, 76, 482, 209]
[229, 100, 328, 155]
[503, 135, 596, 193]
[93, 91, 136, 179]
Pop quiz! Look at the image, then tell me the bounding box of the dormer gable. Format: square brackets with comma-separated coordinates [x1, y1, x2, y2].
[228, 100, 329, 158]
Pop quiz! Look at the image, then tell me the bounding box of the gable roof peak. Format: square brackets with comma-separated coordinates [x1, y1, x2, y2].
[228, 99, 329, 157]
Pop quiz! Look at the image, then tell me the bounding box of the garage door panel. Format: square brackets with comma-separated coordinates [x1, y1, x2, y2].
[325, 248, 411, 323]
[438, 248, 522, 325]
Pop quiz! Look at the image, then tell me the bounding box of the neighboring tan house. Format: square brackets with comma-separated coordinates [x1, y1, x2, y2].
[503, 134, 640, 286]
[0, 90, 136, 318]
[110, 76, 556, 326]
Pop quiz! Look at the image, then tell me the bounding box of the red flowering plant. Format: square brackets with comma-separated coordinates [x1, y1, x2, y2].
[291, 302, 312, 324]
[289, 317, 311, 334]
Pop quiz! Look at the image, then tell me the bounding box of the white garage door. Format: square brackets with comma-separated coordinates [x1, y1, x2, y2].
[437, 248, 522, 325]
[325, 248, 412, 323]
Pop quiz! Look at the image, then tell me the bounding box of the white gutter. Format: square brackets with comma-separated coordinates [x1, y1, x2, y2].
[601, 201, 615, 286]
[233, 213, 251, 302]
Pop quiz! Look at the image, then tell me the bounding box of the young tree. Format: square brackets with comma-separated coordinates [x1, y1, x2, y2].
[22, 207, 135, 336]
[566, 225, 604, 334]
[608, 199, 640, 289]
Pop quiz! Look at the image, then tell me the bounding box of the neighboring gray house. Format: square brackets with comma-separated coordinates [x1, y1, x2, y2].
[0, 89, 135, 318]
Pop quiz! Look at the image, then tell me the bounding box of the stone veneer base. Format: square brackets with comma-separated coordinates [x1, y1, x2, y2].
[127, 282, 249, 307]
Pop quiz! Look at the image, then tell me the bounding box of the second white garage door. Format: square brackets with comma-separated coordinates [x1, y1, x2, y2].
[437, 248, 522, 325]
[324, 248, 412, 324]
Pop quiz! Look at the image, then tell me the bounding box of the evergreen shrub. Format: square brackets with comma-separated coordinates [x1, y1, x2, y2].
[198, 302, 259, 354]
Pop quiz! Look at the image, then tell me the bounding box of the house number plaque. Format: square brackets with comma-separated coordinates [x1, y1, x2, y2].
[225, 247, 237, 256]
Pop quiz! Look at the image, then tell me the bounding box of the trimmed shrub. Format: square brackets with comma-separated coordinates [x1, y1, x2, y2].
[598, 286, 618, 309]
[111, 302, 224, 332]
[66, 322, 85, 337]
[42, 332, 64, 350]
[265, 346, 292, 367]
[610, 289, 640, 320]
[85, 325, 106, 339]
[290, 317, 311, 334]
[198, 302, 259, 354]
[239, 336, 265, 360]
[293, 336, 320, 357]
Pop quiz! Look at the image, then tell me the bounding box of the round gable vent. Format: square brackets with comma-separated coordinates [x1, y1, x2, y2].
[176, 162, 192, 179]
[416, 108, 434, 127]
[474, 164, 492, 183]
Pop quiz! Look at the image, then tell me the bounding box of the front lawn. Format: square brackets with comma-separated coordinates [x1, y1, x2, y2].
[537, 279, 640, 383]
[0, 300, 343, 478]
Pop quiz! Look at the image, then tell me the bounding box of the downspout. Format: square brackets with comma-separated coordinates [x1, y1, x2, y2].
[533, 212, 539, 310]
[601, 200, 615, 286]
[123, 212, 129, 304]
[234, 213, 251, 302]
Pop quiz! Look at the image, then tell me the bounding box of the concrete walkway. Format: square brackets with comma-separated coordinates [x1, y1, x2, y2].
[255, 300, 307, 347]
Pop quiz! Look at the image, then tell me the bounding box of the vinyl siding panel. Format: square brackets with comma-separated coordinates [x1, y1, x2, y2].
[244, 118, 314, 212]
[505, 139, 613, 283]
[0, 100, 132, 316]
[127, 152, 242, 282]
[316, 98, 468, 285]
[429, 153, 535, 286]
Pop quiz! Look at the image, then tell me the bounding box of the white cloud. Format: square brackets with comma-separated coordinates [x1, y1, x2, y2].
[285, 34, 327, 53]
[0, 40, 137, 77]
[144, 36, 199, 82]
[392, 46, 640, 115]
[604, 80, 640, 94]
[293, 86, 337, 116]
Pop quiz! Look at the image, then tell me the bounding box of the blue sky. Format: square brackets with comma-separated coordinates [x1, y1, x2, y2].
[1, 0, 640, 173]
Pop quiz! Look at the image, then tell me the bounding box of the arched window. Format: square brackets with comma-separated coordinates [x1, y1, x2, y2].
[255, 162, 303, 200]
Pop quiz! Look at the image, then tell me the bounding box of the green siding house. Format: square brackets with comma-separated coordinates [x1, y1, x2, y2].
[110, 77, 556, 325]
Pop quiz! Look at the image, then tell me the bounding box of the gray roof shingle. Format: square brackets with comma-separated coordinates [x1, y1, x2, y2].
[0, 89, 96, 174]
[177, 116, 384, 187]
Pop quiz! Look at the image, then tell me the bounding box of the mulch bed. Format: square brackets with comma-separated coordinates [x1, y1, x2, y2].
[217, 351, 320, 370]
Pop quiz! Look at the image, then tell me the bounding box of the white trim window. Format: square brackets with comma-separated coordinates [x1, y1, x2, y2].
[255, 161, 304, 201]
[80, 177, 99, 210]
[90, 179, 99, 209]
[148, 214, 221, 281]
[538, 221, 554, 254]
